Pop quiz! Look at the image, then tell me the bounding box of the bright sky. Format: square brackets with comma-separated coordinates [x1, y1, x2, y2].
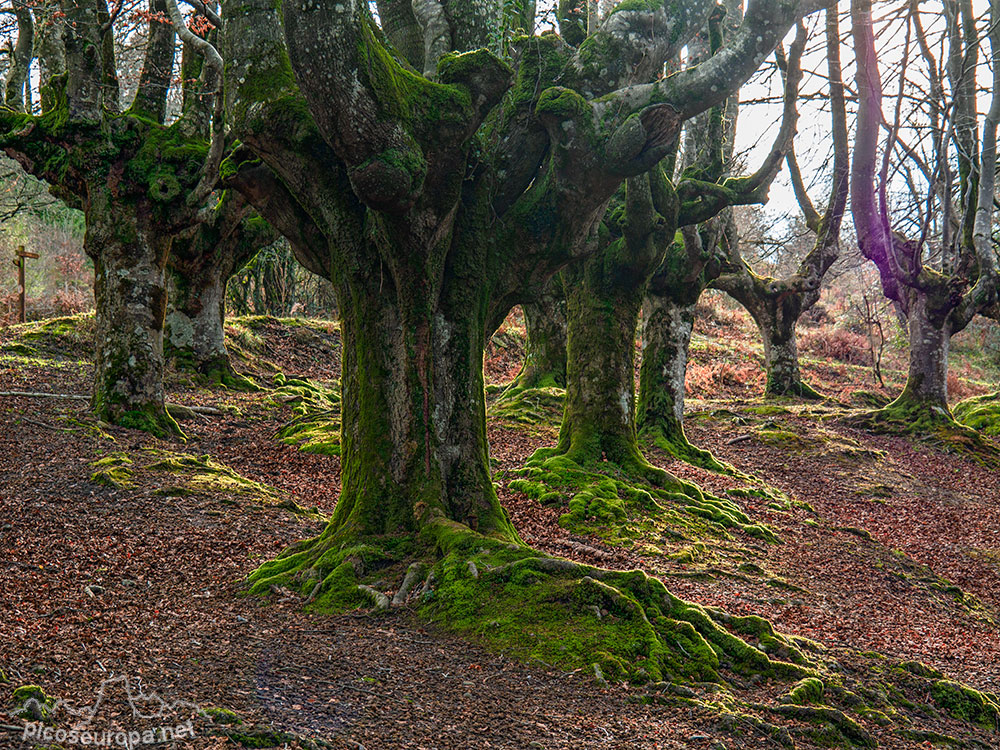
[738, 0, 994, 234]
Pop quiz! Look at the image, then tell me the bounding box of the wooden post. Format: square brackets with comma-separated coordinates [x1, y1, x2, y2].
[14, 246, 39, 323]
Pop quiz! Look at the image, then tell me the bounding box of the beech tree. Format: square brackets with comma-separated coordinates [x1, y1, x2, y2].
[601, 3, 806, 473]
[0, 0, 255, 433]
[158, 27, 278, 385]
[635, 3, 740, 470]
[164, 190, 276, 385]
[230, 0, 830, 668]
[851, 0, 1000, 432]
[712, 12, 848, 400]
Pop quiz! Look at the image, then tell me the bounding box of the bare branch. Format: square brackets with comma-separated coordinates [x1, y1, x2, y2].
[3, 0, 32, 111]
[165, 0, 225, 206]
[180, 0, 222, 29]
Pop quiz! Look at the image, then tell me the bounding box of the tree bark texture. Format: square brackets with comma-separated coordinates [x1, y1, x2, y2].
[220, 0, 829, 560]
[895, 292, 953, 410]
[637, 296, 694, 443]
[165, 197, 274, 383]
[323, 244, 519, 543]
[557, 261, 648, 469]
[87, 201, 178, 436]
[514, 275, 567, 390]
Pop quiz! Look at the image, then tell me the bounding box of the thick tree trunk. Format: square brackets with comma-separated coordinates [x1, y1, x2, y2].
[513, 277, 566, 390]
[894, 293, 952, 411]
[755, 305, 819, 399]
[87, 205, 179, 437]
[716, 275, 821, 400]
[637, 291, 731, 471]
[556, 263, 650, 472]
[312, 265, 520, 546]
[164, 263, 233, 382]
[637, 296, 694, 446]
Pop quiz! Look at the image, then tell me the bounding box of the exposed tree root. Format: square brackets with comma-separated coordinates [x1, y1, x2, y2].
[270, 376, 342, 457]
[488, 384, 565, 428]
[249, 518, 800, 685]
[509, 447, 777, 547]
[641, 420, 740, 475]
[247, 517, 1000, 746]
[842, 397, 1000, 467]
[953, 391, 1000, 437]
[765, 377, 824, 401]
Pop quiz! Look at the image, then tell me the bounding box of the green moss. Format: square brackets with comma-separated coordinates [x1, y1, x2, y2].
[535, 87, 590, 120]
[849, 390, 890, 409]
[770, 703, 876, 747]
[204, 706, 243, 725]
[0, 341, 38, 355]
[755, 428, 809, 449]
[116, 407, 184, 439]
[610, 0, 662, 12]
[147, 451, 282, 501]
[16, 313, 95, 357]
[899, 661, 945, 680]
[745, 404, 793, 416]
[509, 449, 777, 547]
[90, 453, 135, 488]
[10, 684, 55, 724]
[490, 385, 565, 428]
[125, 120, 208, 203]
[895, 728, 964, 746]
[271, 378, 342, 457]
[357, 15, 474, 141]
[846, 396, 1000, 467]
[423, 546, 803, 685]
[930, 679, 1000, 729]
[953, 391, 1000, 436]
[786, 677, 826, 705]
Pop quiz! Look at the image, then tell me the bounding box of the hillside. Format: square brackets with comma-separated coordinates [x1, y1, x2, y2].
[1, 308, 999, 749]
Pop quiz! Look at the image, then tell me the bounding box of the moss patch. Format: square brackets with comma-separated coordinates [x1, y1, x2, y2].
[90, 453, 135, 488]
[489, 385, 564, 429]
[144, 451, 323, 517]
[844, 398, 1000, 468]
[10, 684, 56, 724]
[509, 449, 776, 547]
[953, 391, 1000, 436]
[930, 680, 1000, 730]
[270, 375, 341, 457]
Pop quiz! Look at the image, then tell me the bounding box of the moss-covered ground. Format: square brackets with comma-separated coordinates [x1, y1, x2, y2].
[269, 374, 342, 457]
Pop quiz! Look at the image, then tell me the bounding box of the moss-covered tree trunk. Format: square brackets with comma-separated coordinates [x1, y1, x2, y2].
[87, 202, 179, 436]
[713, 273, 821, 400]
[637, 296, 695, 448]
[637, 230, 730, 471]
[894, 292, 953, 411]
[165, 195, 273, 386]
[555, 261, 654, 474]
[164, 262, 235, 382]
[253, 246, 521, 583]
[513, 276, 566, 389]
[753, 298, 819, 399]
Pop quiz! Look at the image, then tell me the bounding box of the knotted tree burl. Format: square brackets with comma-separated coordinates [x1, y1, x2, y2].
[229, 0, 833, 679]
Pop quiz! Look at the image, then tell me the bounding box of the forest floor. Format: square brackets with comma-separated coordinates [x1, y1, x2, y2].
[1, 303, 999, 749]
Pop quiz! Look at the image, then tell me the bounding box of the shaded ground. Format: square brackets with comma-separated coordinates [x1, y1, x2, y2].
[1, 313, 999, 749]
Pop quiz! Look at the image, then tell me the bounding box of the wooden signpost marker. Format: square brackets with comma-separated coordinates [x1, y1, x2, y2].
[14, 245, 39, 323]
